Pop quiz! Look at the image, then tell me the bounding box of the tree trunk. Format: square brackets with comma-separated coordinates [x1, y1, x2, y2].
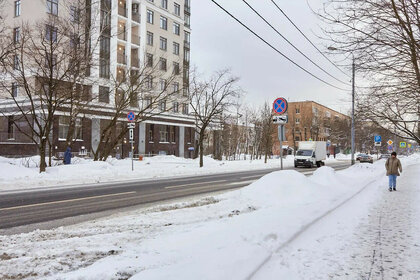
[39, 144, 47, 173]
[199, 140, 204, 167]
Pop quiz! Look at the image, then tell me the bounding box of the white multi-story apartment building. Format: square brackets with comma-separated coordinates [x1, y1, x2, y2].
[0, 0, 195, 158]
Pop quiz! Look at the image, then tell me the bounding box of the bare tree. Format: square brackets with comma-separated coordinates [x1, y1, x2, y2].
[0, 2, 100, 172]
[190, 69, 240, 167]
[260, 102, 275, 163]
[92, 54, 183, 161]
[319, 0, 420, 144]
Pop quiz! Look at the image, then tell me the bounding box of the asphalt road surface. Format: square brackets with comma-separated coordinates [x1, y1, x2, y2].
[0, 161, 350, 230]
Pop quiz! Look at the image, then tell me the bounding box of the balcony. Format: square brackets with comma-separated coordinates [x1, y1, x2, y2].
[131, 35, 140, 45]
[131, 58, 139, 68]
[118, 6, 127, 17]
[132, 12, 140, 23]
[184, 5, 190, 14]
[117, 53, 127, 65]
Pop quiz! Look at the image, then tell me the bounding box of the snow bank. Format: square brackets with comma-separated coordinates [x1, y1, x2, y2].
[4, 154, 419, 279]
[0, 155, 298, 191]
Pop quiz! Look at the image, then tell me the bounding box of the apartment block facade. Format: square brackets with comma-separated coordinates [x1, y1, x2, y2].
[272, 101, 350, 155]
[0, 0, 195, 158]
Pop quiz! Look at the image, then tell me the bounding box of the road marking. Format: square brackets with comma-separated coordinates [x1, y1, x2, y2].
[0, 191, 137, 211]
[239, 175, 263, 179]
[165, 180, 227, 190]
[228, 180, 256, 186]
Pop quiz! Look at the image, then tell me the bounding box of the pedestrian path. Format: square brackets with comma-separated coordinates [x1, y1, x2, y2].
[347, 164, 420, 279]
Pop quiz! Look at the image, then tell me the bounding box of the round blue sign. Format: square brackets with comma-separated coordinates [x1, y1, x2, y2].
[273, 98, 288, 115]
[127, 111, 135, 122]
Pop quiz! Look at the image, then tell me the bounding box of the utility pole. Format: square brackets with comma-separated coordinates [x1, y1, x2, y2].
[351, 55, 355, 165]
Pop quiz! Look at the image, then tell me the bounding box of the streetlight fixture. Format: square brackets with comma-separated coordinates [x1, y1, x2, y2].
[328, 47, 355, 165]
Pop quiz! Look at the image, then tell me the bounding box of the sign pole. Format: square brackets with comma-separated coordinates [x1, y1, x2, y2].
[131, 141, 134, 171]
[280, 125, 283, 170]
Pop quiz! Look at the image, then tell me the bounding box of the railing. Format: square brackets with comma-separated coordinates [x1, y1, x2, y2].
[117, 53, 127, 65]
[132, 12, 140, 23]
[184, 5, 190, 13]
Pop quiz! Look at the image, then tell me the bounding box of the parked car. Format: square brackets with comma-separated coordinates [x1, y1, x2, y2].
[379, 154, 391, 160]
[356, 153, 365, 161]
[359, 154, 373, 163]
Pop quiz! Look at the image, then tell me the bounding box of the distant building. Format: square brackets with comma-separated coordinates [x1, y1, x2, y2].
[272, 101, 350, 155]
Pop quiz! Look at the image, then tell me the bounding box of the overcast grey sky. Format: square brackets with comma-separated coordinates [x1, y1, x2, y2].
[190, 0, 354, 114]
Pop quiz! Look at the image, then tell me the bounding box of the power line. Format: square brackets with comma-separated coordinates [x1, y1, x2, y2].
[209, 0, 350, 91]
[269, 0, 351, 78]
[242, 0, 350, 86]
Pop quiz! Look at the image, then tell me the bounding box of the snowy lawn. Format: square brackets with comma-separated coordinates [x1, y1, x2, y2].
[2, 155, 418, 279]
[0, 154, 346, 192]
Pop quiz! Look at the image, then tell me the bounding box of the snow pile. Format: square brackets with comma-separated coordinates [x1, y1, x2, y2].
[2, 154, 413, 280]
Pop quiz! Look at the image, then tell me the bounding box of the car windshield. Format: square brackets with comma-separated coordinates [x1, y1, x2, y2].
[297, 150, 313, 156]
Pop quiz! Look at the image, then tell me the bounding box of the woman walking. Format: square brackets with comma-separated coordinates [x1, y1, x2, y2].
[385, 152, 402, 192]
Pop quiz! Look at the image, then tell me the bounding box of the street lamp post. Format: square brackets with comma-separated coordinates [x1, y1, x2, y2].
[328, 47, 356, 165]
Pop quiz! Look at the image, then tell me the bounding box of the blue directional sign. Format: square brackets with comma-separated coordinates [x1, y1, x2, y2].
[273, 98, 288, 115]
[127, 111, 135, 122]
[374, 135, 381, 142]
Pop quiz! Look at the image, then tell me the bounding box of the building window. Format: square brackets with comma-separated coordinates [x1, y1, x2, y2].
[170, 126, 176, 142]
[184, 31, 190, 44]
[149, 124, 154, 142]
[182, 103, 188, 114]
[160, 16, 167, 30]
[58, 116, 83, 140]
[13, 27, 20, 44]
[184, 48, 190, 62]
[161, 0, 168, 9]
[296, 108, 300, 114]
[14, 0, 21, 17]
[144, 97, 152, 109]
[174, 3, 180, 16]
[159, 58, 167, 71]
[99, 58, 110, 78]
[159, 100, 166, 111]
[185, 14, 190, 27]
[173, 102, 179, 113]
[147, 10, 154, 24]
[146, 76, 153, 89]
[295, 118, 300, 124]
[46, 25, 58, 42]
[159, 37, 167, 51]
[47, 0, 59, 15]
[8, 116, 15, 139]
[159, 125, 168, 142]
[295, 136, 300, 141]
[70, 6, 80, 23]
[173, 42, 180, 55]
[159, 79, 166, 91]
[98, 86, 109, 103]
[13, 55, 20, 70]
[146, 53, 153, 67]
[147, 31, 154, 46]
[11, 83, 19, 97]
[173, 62, 180, 75]
[173, 22, 180, 35]
[173, 82, 179, 93]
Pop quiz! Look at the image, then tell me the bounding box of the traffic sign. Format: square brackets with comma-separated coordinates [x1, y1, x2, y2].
[374, 135, 381, 142]
[127, 123, 135, 129]
[374, 142, 381, 147]
[127, 111, 135, 122]
[273, 98, 288, 115]
[400, 142, 407, 148]
[408, 143, 412, 148]
[272, 115, 288, 124]
[388, 145, 393, 151]
[278, 125, 286, 141]
[387, 140, 393, 146]
[129, 128, 134, 140]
